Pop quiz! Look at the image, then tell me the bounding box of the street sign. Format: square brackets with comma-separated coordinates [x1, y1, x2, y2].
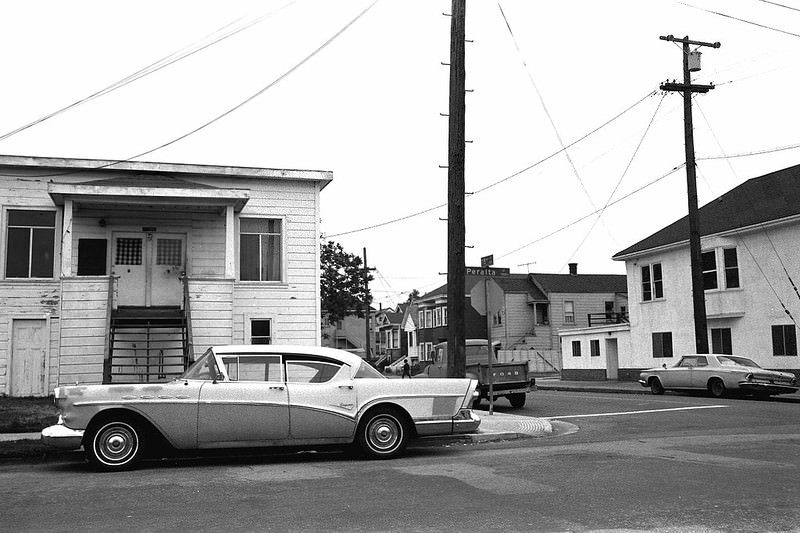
[481, 255, 494, 267]
[466, 266, 510, 277]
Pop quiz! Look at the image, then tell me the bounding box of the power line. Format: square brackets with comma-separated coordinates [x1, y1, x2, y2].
[0, 2, 298, 144]
[0, 0, 380, 180]
[496, 163, 687, 261]
[756, 0, 800, 13]
[560, 93, 667, 271]
[677, 1, 800, 39]
[328, 88, 657, 238]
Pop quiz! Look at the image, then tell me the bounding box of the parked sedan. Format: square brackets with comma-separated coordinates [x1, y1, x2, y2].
[42, 345, 480, 471]
[639, 354, 798, 398]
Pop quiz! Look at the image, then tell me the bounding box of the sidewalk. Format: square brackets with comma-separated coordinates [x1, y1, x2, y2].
[535, 377, 649, 395]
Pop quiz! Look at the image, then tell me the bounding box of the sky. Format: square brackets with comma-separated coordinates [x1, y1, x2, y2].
[1, 0, 799, 307]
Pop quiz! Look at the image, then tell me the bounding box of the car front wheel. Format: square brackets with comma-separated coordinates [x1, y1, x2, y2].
[86, 419, 145, 472]
[357, 408, 408, 459]
[650, 378, 665, 395]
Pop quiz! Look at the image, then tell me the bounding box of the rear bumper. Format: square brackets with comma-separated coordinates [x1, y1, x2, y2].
[738, 381, 799, 395]
[452, 409, 481, 434]
[41, 421, 84, 450]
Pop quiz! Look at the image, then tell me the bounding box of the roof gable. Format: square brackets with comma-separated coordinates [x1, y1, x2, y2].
[614, 163, 800, 258]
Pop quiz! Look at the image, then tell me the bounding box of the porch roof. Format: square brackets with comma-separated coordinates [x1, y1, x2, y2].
[48, 175, 250, 212]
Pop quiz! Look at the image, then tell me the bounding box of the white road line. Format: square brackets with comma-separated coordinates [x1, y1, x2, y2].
[544, 405, 728, 420]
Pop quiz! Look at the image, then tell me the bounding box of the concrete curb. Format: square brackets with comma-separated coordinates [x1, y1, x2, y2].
[536, 384, 650, 395]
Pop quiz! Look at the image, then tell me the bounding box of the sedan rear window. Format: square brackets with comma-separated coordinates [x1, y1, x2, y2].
[286, 361, 343, 383]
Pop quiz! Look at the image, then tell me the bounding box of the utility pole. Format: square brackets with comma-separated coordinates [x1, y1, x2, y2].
[660, 35, 720, 354]
[446, 0, 467, 378]
[362, 247, 375, 360]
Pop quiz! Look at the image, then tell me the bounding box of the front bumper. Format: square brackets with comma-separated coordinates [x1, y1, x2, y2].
[638, 379, 648, 387]
[41, 420, 84, 450]
[738, 381, 799, 395]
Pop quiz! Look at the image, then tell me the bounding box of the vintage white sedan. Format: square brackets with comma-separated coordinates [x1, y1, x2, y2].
[639, 354, 798, 398]
[42, 345, 481, 471]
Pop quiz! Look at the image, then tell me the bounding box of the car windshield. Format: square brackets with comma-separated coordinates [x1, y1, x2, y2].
[181, 349, 221, 380]
[717, 356, 761, 368]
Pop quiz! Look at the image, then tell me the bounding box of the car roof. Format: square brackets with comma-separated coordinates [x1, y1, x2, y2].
[210, 345, 365, 368]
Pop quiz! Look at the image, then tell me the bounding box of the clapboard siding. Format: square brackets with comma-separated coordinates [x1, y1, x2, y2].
[187, 279, 234, 358]
[58, 278, 110, 386]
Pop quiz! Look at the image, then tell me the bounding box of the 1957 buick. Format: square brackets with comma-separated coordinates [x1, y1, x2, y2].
[42, 345, 481, 471]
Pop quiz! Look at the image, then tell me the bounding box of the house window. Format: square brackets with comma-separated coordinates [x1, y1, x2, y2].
[240, 218, 282, 282]
[590, 339, 600, 357]
[442, 307, 447, 326]
[6, 209, 56, 278]
[711, 327, 732, 355]
[724, 248, 740, 288]
[77, 238, 108, 276]
[572, 340, 582, 357]
[418, 311, 425, 329]
[772, 325, 797, 356]
[392, 329, 399, 349]
[425, 310, 432, 328]
[652, 332, 673, 358]
[250, 319, 272, 344]
[702, 250, 718, 290]
[434, 308, 441, 327]
[642, 263, 663, 301]
[564, 301, 575, 324]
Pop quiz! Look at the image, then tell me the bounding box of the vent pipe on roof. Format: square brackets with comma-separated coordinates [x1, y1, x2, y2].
[568, 263, 578, 276]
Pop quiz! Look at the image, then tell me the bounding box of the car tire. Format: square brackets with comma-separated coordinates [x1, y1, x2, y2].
[508, 393, 526, 408]
[85, 418, 146, 472]
[650, 378, 665, 395]
[709, 378, 726, 398]
[357, 408, 409, 460]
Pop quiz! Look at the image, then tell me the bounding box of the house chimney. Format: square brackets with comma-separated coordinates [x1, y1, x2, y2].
[568, 263, 578, 276]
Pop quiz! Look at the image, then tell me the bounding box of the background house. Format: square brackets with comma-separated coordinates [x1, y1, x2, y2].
[0, 155, 330, 396]
[561, 163, 800, 380]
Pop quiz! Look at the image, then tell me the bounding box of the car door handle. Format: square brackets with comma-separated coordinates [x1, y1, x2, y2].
[269, 386, 285, 391]
[339, 385, 353, 390]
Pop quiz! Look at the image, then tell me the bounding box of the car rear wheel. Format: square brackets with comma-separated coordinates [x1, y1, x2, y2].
[86, 419, 145, 472]
[508, 393, 526, 408]
[709, 378, 726, 398]
[357, 408, 408, 459]
[650, 378, 665, 395]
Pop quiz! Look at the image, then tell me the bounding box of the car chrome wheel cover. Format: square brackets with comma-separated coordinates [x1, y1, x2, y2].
[93, 422, 139, 466]
[365, 414, 403, 454]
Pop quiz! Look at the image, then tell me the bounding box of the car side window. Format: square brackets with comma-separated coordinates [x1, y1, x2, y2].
[678, 357, 697, 368]
[223, 355, 282, 382]
[695, 356, 708, 367]
[286, 360, 344, 383]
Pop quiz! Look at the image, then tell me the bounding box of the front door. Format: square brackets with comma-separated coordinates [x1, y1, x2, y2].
[113, 232, 185, 307]
[10, 319, 48, 397]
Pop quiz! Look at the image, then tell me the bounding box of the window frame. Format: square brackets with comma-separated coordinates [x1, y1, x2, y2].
[572, 340, 582, 357]
[4, 207, 58, 280]
[772, 325, 797, 356]
[702, 249, 718, 290]
[247, 317, 272, 345]
[564, 301, 575, 324]
[711, 327, 732, 355]
[652, 331, 673, 358]
[238, 216, 285, 283]
[723, 247, 740, 289]
[590, 339, 600, 357]
[641, 263, 664, 302]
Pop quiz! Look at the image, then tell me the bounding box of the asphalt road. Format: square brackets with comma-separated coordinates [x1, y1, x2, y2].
[1, 390, 798, 532]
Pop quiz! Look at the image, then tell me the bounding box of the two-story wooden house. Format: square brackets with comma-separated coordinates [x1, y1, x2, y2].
[560, 163, 800, 380]
[1, 155, 330, 396]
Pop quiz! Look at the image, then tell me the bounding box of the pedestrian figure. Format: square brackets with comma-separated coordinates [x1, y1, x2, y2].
[402, 359, 411, 379]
